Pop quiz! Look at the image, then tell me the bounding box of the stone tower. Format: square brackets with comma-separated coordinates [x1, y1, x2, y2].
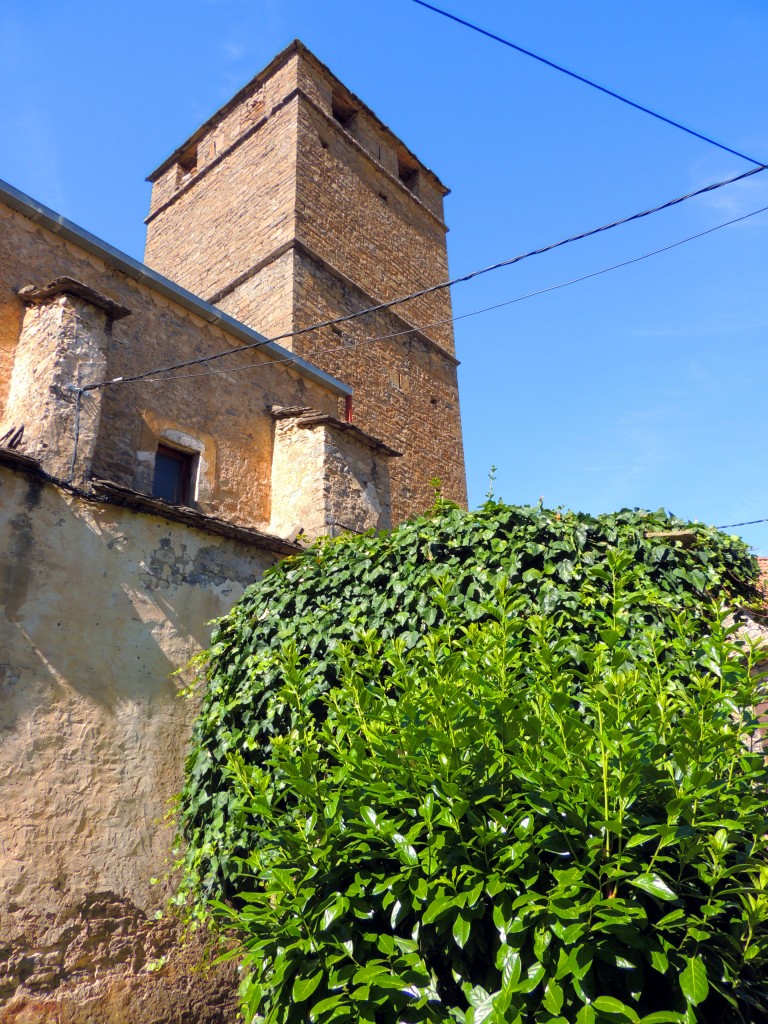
[144, 40, 466, 522]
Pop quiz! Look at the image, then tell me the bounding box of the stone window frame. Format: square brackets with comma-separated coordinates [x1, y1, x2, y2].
[152, 429, 205, 506]
[175, 144, 198, 188]
[331, 90, 357, 132]
[397, 152, 420, 195]
[135, 422, 211, 509]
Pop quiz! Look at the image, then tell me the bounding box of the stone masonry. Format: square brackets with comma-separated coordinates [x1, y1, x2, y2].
[145, 40, 467, 522]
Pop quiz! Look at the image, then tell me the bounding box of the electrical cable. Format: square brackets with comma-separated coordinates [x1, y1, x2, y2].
[715, 518, 768, 530]
[82, 162, 767, 391]
[359, 203, 768, 344]
[127, 354, 299, 384]
[115, 202, 768, 385]
[410, 0, 765, 168]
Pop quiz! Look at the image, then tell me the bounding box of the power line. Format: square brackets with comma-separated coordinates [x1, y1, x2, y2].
[117, 202, 768, 386]
[410, 0, 764, 168]
[123, 354, 299, 384]
[716, 518, 768, 530]
[359, 203, 768, 344]
[83, 162, 766, 392]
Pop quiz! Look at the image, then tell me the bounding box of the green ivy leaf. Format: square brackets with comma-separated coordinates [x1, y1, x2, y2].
[178, 501, 764, 1024]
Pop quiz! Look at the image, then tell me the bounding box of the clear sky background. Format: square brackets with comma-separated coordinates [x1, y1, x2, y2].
[1, 1, 766, 549]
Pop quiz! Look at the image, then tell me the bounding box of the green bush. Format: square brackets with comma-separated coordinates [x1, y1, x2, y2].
[176, 503, 768, 1022]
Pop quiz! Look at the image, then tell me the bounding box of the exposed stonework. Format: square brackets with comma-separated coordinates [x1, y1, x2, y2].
[270, 406, 398, 538]
[0, 200, 346, 531]
[288, 249, 465, 518]
[144, 40, 467, 521]
[0, 895, 238, 1024]
[2, 289, 114, 486]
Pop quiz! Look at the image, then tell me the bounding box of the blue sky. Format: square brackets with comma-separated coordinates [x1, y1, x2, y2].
[2, 1, 767, 549]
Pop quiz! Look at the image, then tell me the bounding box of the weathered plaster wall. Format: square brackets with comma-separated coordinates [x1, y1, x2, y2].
[322, 424, 392, 535]
[270, 417, 326, 539]
[0, 463, 278, 1021]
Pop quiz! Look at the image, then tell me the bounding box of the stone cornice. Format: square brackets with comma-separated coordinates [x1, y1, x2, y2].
[18, 277, 131, 321]
[146, 39, 449, 197]
[206, 238, 460, 368]
[270, 405, 402, 457]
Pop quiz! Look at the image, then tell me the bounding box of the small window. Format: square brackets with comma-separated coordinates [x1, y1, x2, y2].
[332, 92, 356, 130]
[247, 95, 265, 124]
[397, 152, 420, 194]
[176, 144, 198, 184]
[152, 444, 193, 505]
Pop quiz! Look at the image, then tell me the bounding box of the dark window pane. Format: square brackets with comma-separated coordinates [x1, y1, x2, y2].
[152, 445, 191, 504]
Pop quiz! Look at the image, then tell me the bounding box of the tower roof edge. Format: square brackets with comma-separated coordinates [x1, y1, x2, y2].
[146, 39, 304, 182]
[145, 39, 449, 196]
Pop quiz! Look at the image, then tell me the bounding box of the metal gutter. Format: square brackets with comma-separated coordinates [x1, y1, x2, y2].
[0, 177, 353, 398]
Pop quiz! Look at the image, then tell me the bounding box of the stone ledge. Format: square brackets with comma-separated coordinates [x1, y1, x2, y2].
[145, 83, 448, 235]
[0, 445, 39, 474]
[270, 406, 402, 457]
[207, 238, 460, 368]
[0, 448, 300, 555]
[18, 277, 132, 320]
[90, 480, 301, 554]
[146, 39, 449, 197]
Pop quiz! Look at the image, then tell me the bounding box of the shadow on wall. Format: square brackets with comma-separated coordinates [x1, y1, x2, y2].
[0, 477, 180, 723]
[0, 469, 270, 726]
[0, 464, 275, 976]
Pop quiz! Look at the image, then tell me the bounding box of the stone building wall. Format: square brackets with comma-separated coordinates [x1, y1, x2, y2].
[0, 38, 469, 1023]
[288, 251, 466, 520]
[144, 54, 301, 335]
[0, 160, 395, 1022]
[293, 80, 454, 354]
[0, 198, 341, 530]
[0, 455, 292, 1022]
[271, 407, 397, 538]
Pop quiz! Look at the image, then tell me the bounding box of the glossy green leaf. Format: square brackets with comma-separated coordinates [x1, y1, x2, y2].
[630, 873, 677, 902]
[392, 833, 418, 865]
[177, 501, 766, 1024]
[543, 980, 564, 1014]
[592, 996, 639, 1020]
[292, 969, 323, 1003]
[680, 956, 709, 1007]
[453, 911, 471, 949]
